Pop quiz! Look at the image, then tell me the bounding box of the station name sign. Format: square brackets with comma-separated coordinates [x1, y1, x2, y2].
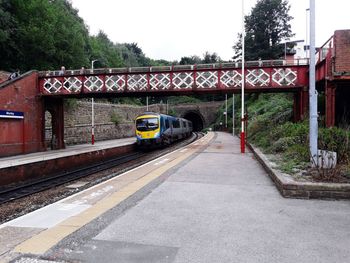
[0, 110, 24, 119]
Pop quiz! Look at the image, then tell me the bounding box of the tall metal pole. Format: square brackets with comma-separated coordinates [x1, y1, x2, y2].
[225, 94, 228, 128]
[91, 60, 98, 145]
[146, 96, 149, 111]
[241, 0, 245, 153]
[92, 97, 94, 145]
[309, 0, 318, 165]
[306, 8, 310, 58]
[232, 93, 235, 136]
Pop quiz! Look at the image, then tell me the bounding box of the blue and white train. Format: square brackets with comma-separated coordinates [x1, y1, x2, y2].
[135, 112, 193, 146]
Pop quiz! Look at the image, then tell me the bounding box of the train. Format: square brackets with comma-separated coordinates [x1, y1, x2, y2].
[135, 112, 193, 147]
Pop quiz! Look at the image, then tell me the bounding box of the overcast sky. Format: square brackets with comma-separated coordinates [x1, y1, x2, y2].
[70, 0, 349, 61]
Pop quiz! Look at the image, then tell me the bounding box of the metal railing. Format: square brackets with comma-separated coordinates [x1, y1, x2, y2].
[38, 59, 309, 77]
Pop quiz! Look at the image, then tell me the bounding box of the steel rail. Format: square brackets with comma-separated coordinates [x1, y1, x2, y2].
[0, 133, 201, 205]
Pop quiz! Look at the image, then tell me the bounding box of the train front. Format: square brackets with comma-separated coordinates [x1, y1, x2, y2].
[135, 114, 161, 146]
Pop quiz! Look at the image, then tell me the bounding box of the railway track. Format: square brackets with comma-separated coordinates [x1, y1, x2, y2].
[0, 132, 202, 205]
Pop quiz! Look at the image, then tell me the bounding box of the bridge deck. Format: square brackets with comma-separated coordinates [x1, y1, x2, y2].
[38, 59, 309, 96]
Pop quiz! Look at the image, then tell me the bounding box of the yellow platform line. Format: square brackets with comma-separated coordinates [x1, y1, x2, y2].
[14, 132, 214, 255]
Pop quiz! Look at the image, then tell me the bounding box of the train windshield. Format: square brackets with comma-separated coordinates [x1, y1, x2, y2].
[136, 118, 159, 131]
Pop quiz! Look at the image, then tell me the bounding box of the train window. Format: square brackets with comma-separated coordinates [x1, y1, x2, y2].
[165, 119, 170, 129]
[184, 122, 187, 128]
[173, 119, 180, 128]
[136, 118, 159, 131]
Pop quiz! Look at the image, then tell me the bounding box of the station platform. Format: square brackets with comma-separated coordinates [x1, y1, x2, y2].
[0, 137, 136, 169]
[1, 132, 350, 263]
[0, 138, 136, 186]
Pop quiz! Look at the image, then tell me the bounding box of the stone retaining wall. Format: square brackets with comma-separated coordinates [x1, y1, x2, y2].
[45, 101, 168, 145]
[45, 100, 223, 146]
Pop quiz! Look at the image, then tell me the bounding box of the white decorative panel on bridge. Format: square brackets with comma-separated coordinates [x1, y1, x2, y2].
[106, 75, 125, 92]
[272, 68, 297, 86]
[220, 70, 242, 88]
[43, 78, 63, 93]
[127, 74, 147, 91]
[196, 71, 218, 89]
[173, 72, 194, 89]
[246, 69, 270, 87]
[84, 76, 104, 91]
[150, 73, 170, 90]
[64, 77, 82, 92]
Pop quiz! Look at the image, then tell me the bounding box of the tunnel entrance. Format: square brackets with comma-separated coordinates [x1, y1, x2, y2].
[183, 111, 204, 132]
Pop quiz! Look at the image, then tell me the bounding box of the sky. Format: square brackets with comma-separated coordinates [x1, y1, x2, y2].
[70, 0, 349, 61]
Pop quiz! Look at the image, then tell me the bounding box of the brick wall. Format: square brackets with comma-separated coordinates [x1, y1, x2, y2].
[334, 30, 350, 73]
[0, 71, 45, 157]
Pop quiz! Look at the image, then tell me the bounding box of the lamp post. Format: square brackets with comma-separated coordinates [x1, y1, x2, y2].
[225, 94, 228, 128]
[232, 93, 235, 136]
[309, 0, 318, 166]
[91, 59, 98, 145]
[305, 8, 310, 58]
[241, 0, 245, 153]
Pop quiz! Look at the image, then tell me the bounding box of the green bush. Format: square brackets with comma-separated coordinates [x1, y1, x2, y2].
[319, 127, 350, 162]
[212, 93, 350, 168]
[110, 112, 122, 125]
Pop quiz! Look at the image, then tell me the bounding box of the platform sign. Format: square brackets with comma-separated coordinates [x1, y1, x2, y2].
[0, 110, 24, 119]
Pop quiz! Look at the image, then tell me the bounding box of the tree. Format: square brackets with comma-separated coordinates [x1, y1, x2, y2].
[202, 51, 221, 64]
[89, 31, 123, 68]
[233, 0, 294, 61]
[0, 0, 17, 70]
[0, 0, 91, 71]
[179, 55, 201, 65]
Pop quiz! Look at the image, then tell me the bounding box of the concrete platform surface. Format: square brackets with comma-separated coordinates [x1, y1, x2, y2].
[0, 137, 135, 169]
[1, 132, 350, 263]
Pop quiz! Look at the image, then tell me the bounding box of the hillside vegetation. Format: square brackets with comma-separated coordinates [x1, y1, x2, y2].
[212, 93, 350, 178]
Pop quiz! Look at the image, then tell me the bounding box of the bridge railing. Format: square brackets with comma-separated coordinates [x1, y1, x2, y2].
[38, 59, 309, 95]
[38, 59, 309, 77]
[315, 35, 334, 64]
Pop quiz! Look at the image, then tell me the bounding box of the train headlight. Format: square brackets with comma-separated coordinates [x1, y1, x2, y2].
[154, 132, 160, 138]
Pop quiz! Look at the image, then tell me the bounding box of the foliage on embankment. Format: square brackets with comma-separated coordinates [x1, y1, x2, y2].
[212, 93, 350, 175]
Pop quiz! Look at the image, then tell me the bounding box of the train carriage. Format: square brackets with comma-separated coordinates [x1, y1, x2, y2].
[135, 112, 192, 147]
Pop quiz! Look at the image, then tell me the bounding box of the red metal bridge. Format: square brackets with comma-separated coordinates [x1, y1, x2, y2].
[39, 59, 309, 96]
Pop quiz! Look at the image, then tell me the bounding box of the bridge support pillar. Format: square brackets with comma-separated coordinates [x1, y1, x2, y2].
[44, 98, 65, 150]
[293, 88, 309, 122]
[325, 82, 336, 127]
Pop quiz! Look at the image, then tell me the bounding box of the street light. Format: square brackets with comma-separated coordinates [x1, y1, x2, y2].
[91, 60, 98, 73]
[91, 59, 98, 145]
[305, 8, 310, 58]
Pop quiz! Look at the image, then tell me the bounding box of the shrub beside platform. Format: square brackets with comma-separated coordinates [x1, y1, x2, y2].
[248, 143, 350, 200]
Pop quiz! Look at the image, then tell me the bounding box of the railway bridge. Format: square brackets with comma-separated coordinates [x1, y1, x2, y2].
[0, 30, 350, 157]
